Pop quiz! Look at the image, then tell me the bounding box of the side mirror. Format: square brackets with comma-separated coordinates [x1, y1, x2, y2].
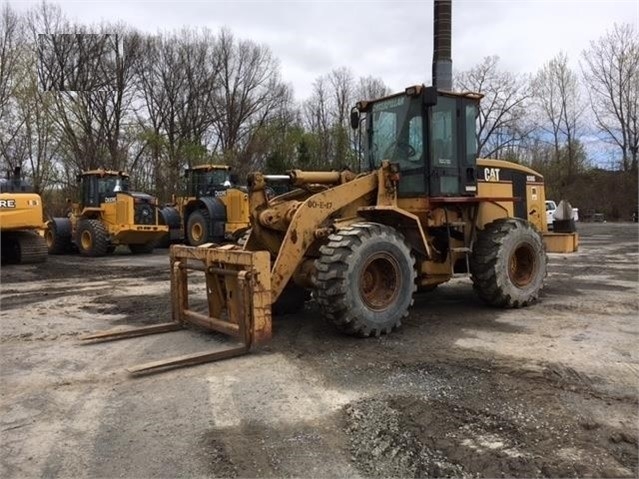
[350, 108, 360, 130]
[423, 86, 438, 107]
[66, 197, 71, 203]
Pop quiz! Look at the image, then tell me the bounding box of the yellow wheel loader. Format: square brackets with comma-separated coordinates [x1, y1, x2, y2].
[83, 0, 577, 373]
[84, 85, 577, 374]
[0, 167, 47, 265]
[46, 169, 167, 257]
[159, 164, 250, 247]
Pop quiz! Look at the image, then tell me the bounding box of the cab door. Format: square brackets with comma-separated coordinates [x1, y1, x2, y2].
[428, 96, 477, 196]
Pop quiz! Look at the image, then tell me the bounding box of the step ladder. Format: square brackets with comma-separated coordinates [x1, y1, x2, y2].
[444, 208, 479, 278]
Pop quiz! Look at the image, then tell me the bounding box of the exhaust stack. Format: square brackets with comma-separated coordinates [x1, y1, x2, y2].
[432, 0, 452, 91]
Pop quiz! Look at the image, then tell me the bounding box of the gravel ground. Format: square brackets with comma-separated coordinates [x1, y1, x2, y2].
[1, 222, 637, 478]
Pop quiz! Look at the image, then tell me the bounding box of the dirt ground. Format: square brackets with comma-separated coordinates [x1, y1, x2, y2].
[1, 222, 637, 478]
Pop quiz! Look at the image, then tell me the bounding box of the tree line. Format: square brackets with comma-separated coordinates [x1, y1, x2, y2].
[1, 2, 637, 219]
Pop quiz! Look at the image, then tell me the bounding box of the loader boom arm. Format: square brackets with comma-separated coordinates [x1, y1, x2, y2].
[268, 173, 378, 300]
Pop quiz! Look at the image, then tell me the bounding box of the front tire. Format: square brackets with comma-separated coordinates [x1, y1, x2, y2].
[470, 218, 547, 308]
[186, 210, 211, 246]
[314, 223, 416, 337]
[76, 219, 109, 257]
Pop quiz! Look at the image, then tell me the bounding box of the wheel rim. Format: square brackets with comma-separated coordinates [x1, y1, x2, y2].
[359, 252, 401, 311]
[81, 230, 92, 250]
[191, 222, 203, 242]
[45, 230, 54, 247]
[508, 242, 537, 288]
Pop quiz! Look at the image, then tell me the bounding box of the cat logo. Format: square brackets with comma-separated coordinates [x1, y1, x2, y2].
[484, 167, 501, 182]
[0, 199, 16, 208]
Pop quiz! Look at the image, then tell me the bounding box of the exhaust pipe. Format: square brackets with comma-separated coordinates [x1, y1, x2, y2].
[432, 0, 452, 91]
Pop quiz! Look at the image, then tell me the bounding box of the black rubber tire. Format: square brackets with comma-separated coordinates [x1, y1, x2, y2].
[158, 206, 182, 248]
[45, 222, 71, 255]
[314, 222, 416, 337]
[76, 219, 109, 257]
[470, 218, 547, 308]
[186, 210, 211, 246]
[128, 242, 155, 254]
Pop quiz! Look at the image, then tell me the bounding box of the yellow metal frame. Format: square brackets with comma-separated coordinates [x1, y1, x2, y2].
[82, 243, 271, 374]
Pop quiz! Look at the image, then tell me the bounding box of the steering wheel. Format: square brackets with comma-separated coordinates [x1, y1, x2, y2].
[382, 141, 416, 160]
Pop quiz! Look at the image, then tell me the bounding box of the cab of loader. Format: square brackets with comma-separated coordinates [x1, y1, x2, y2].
[352, 85, 481, 197]
[184, 165, 234, 198]
[78, 170, 130, 207]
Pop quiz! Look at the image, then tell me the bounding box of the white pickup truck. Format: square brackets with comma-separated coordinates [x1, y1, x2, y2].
[546, 200, 579, 228]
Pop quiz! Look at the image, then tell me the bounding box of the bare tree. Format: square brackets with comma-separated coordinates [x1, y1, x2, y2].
[134, 28, 221, 198]
[328, 67, 354, 167]
[355, 75, 391, 102]
[36, 19, 143, 172]
[456, 56, 532, 159]
[211, 29, 289, 172]
[0, 3, 22, 117]
[17, 74, 60, 192]
[0, 2, 64, 195]
[581, 23, 639, 172]
[532, 52, 585, 179]
[0, 3, 25, 172]
[302, 75, 333, 168]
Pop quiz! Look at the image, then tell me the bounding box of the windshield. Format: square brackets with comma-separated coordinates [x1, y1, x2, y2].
[366, 95, 424, 171]
[98, 176, 129, 196]
[190, 169, 231, 196]
[202, 170, 229, 186]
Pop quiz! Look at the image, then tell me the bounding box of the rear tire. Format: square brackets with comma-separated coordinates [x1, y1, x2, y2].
[186, 210, 211, 246]
[45, 219, 71, 254]
[76, 219, 109, 257]
[314, 223, 416, 337]
[158, 206, 182, 248]
[470, 218, 547, 308]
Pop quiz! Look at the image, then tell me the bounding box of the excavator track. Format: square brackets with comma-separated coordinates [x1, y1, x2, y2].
[1, 231, 48, 264]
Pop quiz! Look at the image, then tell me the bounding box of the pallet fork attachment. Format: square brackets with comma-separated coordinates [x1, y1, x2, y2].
[81, 244, 272, 374]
